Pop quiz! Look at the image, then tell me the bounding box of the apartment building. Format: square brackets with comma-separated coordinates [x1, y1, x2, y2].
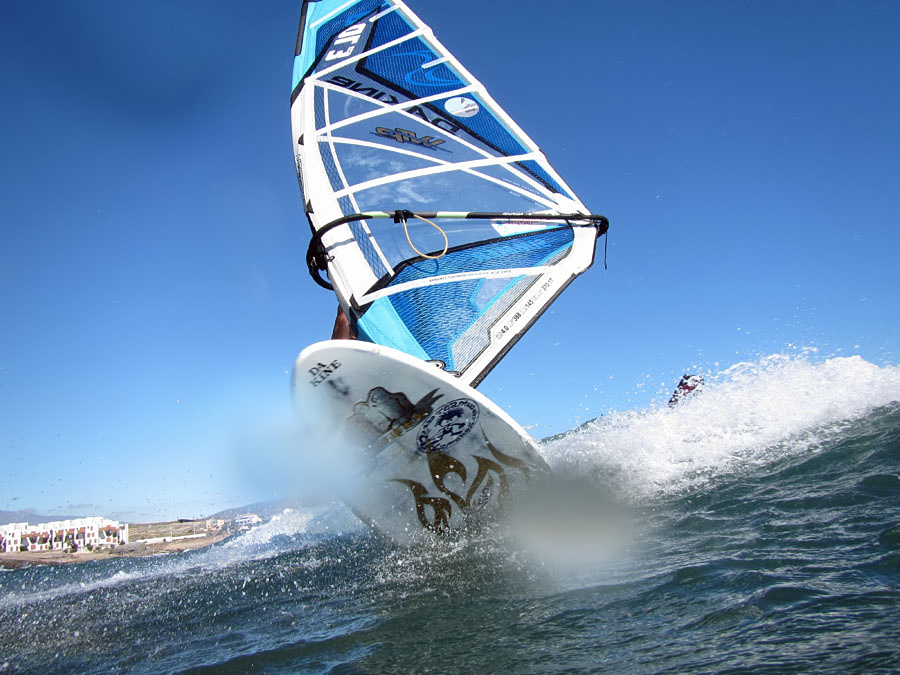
[0, 517, 128, 553]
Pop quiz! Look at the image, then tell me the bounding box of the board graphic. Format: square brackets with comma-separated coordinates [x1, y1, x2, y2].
[293, 341, 548, 544]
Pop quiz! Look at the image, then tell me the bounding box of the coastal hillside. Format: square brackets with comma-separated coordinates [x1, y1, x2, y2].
[0, 510, 80, 526]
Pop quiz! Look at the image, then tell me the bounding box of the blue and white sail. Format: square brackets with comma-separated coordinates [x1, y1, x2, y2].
[291, 0, 608, 387]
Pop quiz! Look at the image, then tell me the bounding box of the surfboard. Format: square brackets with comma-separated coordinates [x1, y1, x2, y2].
[292, 340, 549, 545]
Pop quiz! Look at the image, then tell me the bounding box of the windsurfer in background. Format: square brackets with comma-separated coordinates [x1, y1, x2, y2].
[668, 374, 704, 406]
[332, 306, 357, 340]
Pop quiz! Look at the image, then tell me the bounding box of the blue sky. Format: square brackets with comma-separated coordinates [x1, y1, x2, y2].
[2, 1, 898, 521]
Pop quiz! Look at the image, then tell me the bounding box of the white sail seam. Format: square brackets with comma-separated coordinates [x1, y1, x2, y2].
[422, 56, 449, 69]
[359, 266, 553, 304]
[335, 152, 539, 197]
[318, 84, 480, 134]
[312, 29, 426, 80]
[369, 5, 400, 22]
[314, 82, 561, 202]
[322, 89, 394, 274]
[323, 137, 559, 209]
[308, 0, 359, 28]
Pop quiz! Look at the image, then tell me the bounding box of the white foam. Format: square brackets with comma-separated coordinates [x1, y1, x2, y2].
[541, 354, 900, 500]
[219, 507, 313, 551]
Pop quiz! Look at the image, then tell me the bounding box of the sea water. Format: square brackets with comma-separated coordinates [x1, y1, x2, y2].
[2, 353, 899, 673]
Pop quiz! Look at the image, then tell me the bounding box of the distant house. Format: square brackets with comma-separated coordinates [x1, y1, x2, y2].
[234, 513, 262, 529]
[0, 517, 128, 553]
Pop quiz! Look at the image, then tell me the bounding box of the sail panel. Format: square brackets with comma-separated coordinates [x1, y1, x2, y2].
[389, 227, 574, 287]
[350, 170, 554, 215]
[355, 226, 574, 373]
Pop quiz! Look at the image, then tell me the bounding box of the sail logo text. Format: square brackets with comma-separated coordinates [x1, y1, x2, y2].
[495, 278, 554, 338]
[324, 23, 366, 62]
[325, 76, 463, 135]
[375, 127, 445, 149]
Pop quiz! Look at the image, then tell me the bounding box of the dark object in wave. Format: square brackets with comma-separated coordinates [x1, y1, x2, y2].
[669, 374, 705, 407]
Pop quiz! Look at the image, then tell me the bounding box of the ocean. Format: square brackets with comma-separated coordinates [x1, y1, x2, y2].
[2, 354, 899, 673]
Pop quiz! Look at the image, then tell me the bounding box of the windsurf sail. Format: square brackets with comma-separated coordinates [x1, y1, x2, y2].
[291, 0, 608, 387]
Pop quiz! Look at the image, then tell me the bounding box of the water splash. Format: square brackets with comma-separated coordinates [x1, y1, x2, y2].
[0, 506, 328, 608]
[541, 354, 900, 501]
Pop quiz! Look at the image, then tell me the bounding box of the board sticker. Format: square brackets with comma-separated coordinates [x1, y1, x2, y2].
[345, 386, 442, 452]
[416, 398, 479, 453]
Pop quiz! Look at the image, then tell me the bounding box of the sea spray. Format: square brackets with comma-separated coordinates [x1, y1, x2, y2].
[0, 506, 326, 610]
[541, 353, 900, 501]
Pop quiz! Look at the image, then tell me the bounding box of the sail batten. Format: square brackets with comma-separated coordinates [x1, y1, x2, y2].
[359, 265, 556, 305]
[312, 27, 427, 80]
[292, 0, 607, 386]
[333, 152, 540, 199]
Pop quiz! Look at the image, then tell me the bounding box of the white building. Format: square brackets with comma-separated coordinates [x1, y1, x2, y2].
[0, 517, 129, 553]
[234, 513, 262, 529]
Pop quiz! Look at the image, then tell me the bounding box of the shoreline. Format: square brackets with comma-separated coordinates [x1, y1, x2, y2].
[0, 532, 230, 569]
